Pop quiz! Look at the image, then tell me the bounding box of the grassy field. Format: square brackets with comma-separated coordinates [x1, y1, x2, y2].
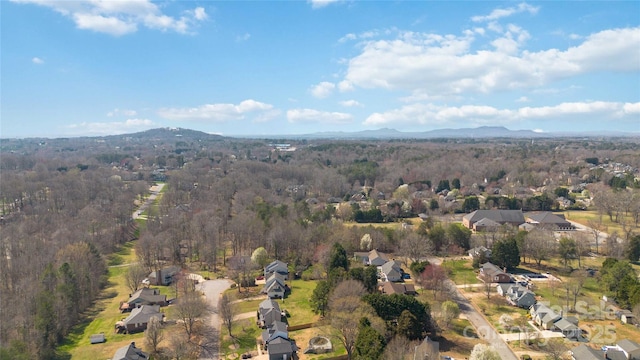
[59, 243, 149, 359]
[563, 209, 639, 239]
[441, 258, 480, 285]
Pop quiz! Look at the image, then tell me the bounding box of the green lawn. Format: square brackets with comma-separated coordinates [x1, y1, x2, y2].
[441, 258, 480, 285]
[59, 242, 149, 360]
[220, 318, 261, 358]
[275, 279, 321, 326]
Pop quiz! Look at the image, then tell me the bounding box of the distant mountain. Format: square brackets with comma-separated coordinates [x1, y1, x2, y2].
[106, 127, 226, 141]
[275, 126, 638, 140]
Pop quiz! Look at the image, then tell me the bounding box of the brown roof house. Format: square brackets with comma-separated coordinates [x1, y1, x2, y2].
[112, 342, 148, 360]
[479, 262, 512, 283]
[463, 210, 525, 230]
[381, 282, 417, 296]
[115, 305, 163, 334]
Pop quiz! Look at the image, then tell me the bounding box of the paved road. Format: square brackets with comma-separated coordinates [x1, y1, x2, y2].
[198, 279, 234, 360]
[431, 257, 518, 360]
[133, 183, 165, 220]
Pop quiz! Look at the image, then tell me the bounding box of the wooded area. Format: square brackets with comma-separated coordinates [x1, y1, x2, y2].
[1, 128, 639, 359]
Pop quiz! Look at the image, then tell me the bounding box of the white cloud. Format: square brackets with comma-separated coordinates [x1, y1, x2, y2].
[310, 81, 336, 98]
[236, 33, 251, 42]
[309, 0, 339, 9]
[516, 96, 530, 103]
[339, 100, 363, 107]
[287, 109, 353, 124]
[10, 0, 207, 36]
[340, 27, 640, 96]
[32, 57, 44, 64]
[158, 100, 278, 122]
[364, 101, 640, 127]
[66, 118, 155, 135]
[472, 2, 539, 23]
[337, 80, 354, 92]
[107, 108, 138, 117]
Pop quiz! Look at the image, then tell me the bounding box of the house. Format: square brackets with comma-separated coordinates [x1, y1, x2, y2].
[619, 309, 637, 325]
[264, 260, 289, 280]
[368, 249, 389, 266]
[413, 336, 440, 360]
[147, 266, 181, 286]
[480, 262, 512, 283]
[505, 286, 536, 309]
[261, 321, 289, 347]
[120, 288, 167, 311]
[496, 283, 515, 296]
[468, 246, 492, 260]
[530, 304, 561, 330]
[381, 282, 417, 296]
[617, 339, 640, 359]
[112, 342, 148, 360]
[553, 318, 581, 339]
[115, 305, 163, 334]
[262, 272, 288, 299]
[570, 344, 604, 360]
[524, 212, 575, 231]
[380, 260, 403, 282]
[471, 218, 502, 232]
[462, 209, 525, 230]
[258, 299, 282, 328]
[266, 336, 298, 360]
[90, 333, 105, 344]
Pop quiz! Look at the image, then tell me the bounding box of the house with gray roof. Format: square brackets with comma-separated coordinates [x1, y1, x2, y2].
[115, 305, 163, 334]
[553, 318, 581, 339]
[505, 286, 536, 309]
[262, 272, 288, 299]
[463, 209, 525, 230]
[112, 342, 148, 360]
[524, 212, 575, 231]
[264, 260, 289, 280]
[147, 266, 181, 286]
[258, 299, 282, 328]
[617, 339, 640, 359]
[120, 288, 167, 312]
[570, 344, 603, 360]
[380, 260, 402, 282]
[480, 262, 512, 283]
[266, 336, 298, 360]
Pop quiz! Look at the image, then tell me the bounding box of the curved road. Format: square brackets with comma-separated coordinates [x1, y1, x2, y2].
[198, 279, 234, 360]
[430, 257, 518, 360]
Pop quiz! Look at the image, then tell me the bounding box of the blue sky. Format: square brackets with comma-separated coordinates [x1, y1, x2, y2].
[2, 0, 639, 138]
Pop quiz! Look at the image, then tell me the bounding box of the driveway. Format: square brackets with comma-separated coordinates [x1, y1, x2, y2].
[198, 279, 234, 360]
[430, 257, 518, 360]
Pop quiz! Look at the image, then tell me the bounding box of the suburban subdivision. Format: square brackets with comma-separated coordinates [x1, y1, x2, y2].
[1, 130, 640, 360]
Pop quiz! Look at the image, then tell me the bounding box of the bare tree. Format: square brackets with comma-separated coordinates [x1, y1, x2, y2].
[480, 271, 493, 300]
[174, 286, 210, 339]
[218, 293, 235, 337]
[527, 228, 555, 268]
[144, 316, 163, 356]
[587, 218, 605, 254]
[329, 280, 375, 360]
[382, 335, 418, 360]
[420, 264, 448, 300]
[125, 263, 148, 293]
[569, 271, 587, 311]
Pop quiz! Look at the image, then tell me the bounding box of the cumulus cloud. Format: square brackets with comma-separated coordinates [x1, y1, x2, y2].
[287, 109, 353, 124]
[66, 118, 155, 135]
[309, 0, 340, 9]
[339, 27, 640, 96]
[310, 81, 336, 98]
[10, 0, 207, 36]
[339, 100, 363, 107]
[471, 2, 539, 22]
[107, 108, 138, 117]
[158, 100, 279, 122]
[363, 101, 640, 127]
[32, 57, 44, 64]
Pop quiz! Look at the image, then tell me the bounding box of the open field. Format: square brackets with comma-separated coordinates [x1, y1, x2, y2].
[442, 258, 480, 285]
[564, 210, 639, 239]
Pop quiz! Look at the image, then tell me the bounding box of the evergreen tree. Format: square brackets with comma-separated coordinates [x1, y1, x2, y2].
[491, 237, 520, 270]
[627, 235, 640, 262]
[311, 280, 331, 316]
[354, 318, 385, 360]
[329, 242, 349, 272]
[397, 310, 422, 340]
